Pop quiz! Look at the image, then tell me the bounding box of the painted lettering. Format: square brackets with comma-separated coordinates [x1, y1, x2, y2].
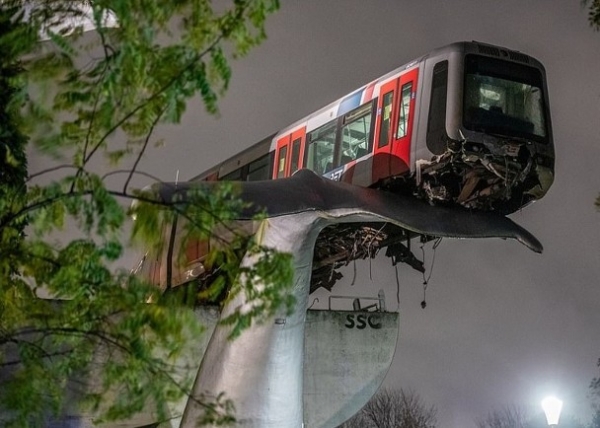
[368, 315, 382, 329]
[345, 315, 355, 328]
[345, 314, 383, 329]
[356, 314, 367, 329]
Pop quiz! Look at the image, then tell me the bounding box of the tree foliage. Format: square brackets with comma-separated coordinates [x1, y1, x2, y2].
[0, 3, 29, 278]
[584, 0, 600, 30]
[338, 388, 437, 428]
[0, 1, 294, 426]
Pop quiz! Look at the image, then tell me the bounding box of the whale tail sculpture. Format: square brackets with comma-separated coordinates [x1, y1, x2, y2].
[129, 170, 542, 427]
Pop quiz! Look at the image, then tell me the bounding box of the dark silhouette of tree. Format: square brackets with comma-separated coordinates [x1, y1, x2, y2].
[338, 388, 437, 428]
[475, 404, 585, 428]
[0, 4, 30, 278]
[584, 0, 600, 30]
[475, 405, 530, 428]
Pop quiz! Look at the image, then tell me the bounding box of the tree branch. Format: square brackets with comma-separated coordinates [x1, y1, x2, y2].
[27, 164, 78, 181]
[123, 105, 167, 193]
[82, 33, 225, 166]
[101, 169, 163, 184]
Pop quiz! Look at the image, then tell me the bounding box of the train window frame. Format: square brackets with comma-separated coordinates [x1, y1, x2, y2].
[463, 54, 548, 143]
[339, 102, 374, 166]
[396, 82, 413, 139]
[221, 167, 242, 181]
[247, 153, 271, 181]
[426, 60, 449, 154]
[276, 145, 288, 178]
[378, 91, 394, 148]
[305, 120, 337, 175]
[290, 137, 302, 175]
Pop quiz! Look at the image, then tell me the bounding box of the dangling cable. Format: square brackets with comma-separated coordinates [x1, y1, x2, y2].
[419, 237, 443, 309]
[351, 259, 357, 286]
[368, 223, 387, 281]
[394, 263, 401, 311]
[421, 284, 428, 309]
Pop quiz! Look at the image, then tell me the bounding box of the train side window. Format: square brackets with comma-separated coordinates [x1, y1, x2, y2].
[396, 82, 412, 138]
[290, 138, 302, 174]
[221, 167, 242, 181]
[305, 121, 336, 175]
[341, 102, 372, 165]
[276, 145, 288, 178]
[185, 239, 209, 264]
[378, 91, 393, 148]
[427, 60, 449, 154]
[247, 153, 270, 181]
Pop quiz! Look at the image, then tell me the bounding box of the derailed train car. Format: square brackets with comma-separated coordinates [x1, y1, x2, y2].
[197, 40, 554, 214]
[137, 40, 554, 294]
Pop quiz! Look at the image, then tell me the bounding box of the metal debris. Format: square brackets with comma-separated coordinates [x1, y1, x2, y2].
[310, 223, 426, 293]
[412, 138, 552, 213]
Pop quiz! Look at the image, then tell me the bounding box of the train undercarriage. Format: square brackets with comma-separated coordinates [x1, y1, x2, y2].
[382, 138, 554, 215]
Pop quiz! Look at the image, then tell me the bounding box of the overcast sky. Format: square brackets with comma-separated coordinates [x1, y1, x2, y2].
[43, 1, 600, 426]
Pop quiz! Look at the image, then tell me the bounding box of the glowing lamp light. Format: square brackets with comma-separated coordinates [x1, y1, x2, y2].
[541, 396, 563, 426]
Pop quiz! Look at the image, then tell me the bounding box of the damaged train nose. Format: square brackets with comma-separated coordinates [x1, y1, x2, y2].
[415, 137, 554, 214]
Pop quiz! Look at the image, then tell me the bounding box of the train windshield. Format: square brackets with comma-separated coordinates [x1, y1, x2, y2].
[463, 54, 547, 142]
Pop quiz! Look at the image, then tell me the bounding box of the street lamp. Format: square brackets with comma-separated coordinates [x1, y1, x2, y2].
[541, 396, 563, 426]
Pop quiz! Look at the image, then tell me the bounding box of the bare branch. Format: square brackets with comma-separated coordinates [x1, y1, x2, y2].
[27, 164, 78, 181]
[123, 106, 167, 193]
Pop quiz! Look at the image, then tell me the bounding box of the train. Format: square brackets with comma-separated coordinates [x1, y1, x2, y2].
[134, 40, 554, 293]
[193, 40, 554, 214]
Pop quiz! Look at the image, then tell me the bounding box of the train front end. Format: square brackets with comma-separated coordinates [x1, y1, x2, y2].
[415, 41, 554, 214]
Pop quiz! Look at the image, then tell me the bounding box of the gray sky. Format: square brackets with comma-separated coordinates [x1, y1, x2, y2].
[127, 1, 600, 425]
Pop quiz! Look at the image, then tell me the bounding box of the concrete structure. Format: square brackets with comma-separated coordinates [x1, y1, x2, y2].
[303, 309, 399, 428]
[180, 211, 398, 428]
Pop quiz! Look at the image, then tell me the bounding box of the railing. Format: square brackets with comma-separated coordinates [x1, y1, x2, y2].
[327, 289, 386, 312]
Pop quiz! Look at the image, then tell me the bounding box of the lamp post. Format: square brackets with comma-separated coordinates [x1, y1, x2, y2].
[541, 396, 563, 427]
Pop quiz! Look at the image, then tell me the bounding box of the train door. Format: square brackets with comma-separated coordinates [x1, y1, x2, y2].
[374, 79, 397, 158]
[372, 69, 419, 181]
[393, 68, 418, 165]
[272, 127, 306, 179]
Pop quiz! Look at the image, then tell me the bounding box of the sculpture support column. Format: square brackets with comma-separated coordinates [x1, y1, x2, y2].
[181, 213, 323, 428]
